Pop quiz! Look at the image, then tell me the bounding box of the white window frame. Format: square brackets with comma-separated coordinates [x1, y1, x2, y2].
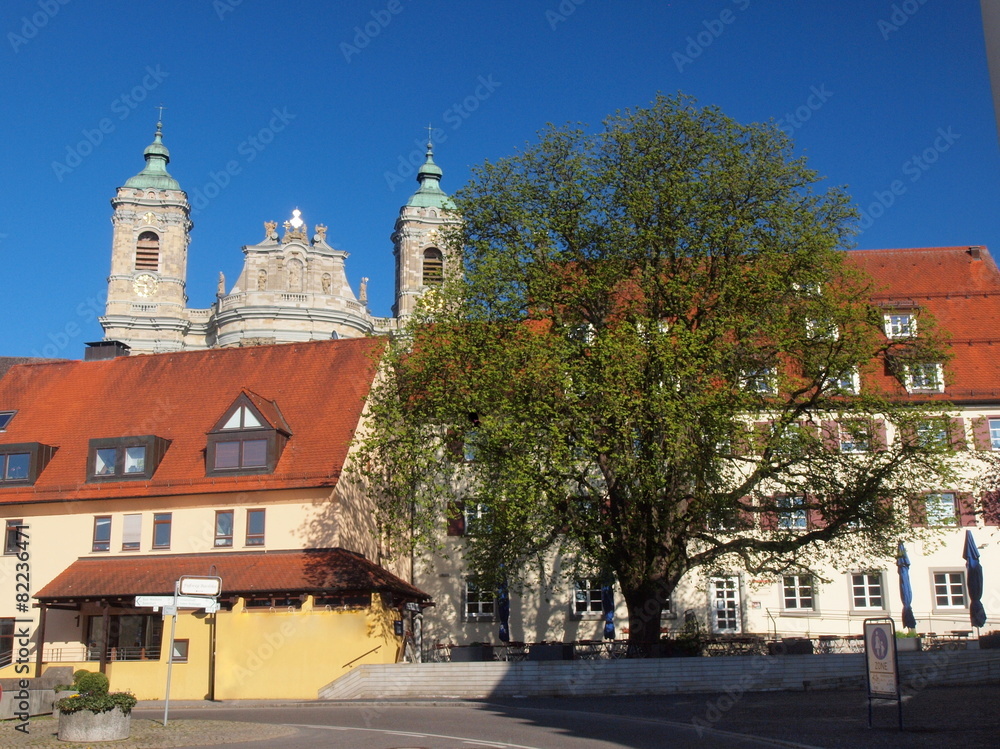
[988, 417, 1000, 450]
[916, 420, 948, 449]
[806, 318, 839, 340]
[931, 570, 967, 610]
[463, 502, 490, 535]
[742, 367, 776, 395]
[464, 580, 495, 622]
[925, 492, 957, 527]
[782, 574, 816, 613]
[777, 495, 807, 529]
[884, 313, 916, 338]
[839, 422, 871, 454]
[573, 579, 604, 617]
[905, 363, 943, 393]
[850, 571, 886, 611]
[827, 368, 860, 395]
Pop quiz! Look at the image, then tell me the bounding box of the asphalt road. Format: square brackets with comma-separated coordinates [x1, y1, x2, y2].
[133, 685, 1000, 749]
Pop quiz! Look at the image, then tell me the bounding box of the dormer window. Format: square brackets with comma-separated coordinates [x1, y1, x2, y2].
[206, 392, 290, 476]
[0, 411, 15, 431]
[0, 443, 55, 486]
[88, 436, 168, 482]
[884, 313, 916, 339]
[905, 362, 944, 393]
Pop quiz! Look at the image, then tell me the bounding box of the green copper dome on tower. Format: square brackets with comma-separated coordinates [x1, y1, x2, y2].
[406, 141, 454, 209]
[124, 121, 181, 191]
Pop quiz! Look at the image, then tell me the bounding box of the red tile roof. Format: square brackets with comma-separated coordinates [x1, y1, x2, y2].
[35, 547, 428, 602]
[846, 246, 1000, 401]
[0, 338, 383, 505]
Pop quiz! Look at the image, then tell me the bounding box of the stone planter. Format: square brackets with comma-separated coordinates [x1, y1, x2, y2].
[57, 706, 131, 742]
[51, 690, 77, 716]
[896, 637, 922, 652]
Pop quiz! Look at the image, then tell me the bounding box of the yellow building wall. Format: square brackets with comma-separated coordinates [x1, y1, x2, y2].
[214, 598, 400, 699]
[20, 596, 403, 700]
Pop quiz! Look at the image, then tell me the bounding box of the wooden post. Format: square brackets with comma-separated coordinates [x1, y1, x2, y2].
[33, 603, 48, 677]
[99, 602, 110, 674]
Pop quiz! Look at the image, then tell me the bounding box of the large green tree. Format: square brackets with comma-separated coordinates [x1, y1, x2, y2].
[359, 94, 959, 647]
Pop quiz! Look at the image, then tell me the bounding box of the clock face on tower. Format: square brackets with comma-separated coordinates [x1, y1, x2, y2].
[132, 273, 158, 298]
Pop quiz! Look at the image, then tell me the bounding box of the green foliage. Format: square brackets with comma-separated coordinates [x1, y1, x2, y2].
[71, 669, 90, 686]
[74, 670, 109, 695]
[357, 93, 964, 644]
[55, 690, 137, 715]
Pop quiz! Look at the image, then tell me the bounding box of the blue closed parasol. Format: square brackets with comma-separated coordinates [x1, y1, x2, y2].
[497, 582, 511, 643]
[963, 530, 987, 629]
[897, 542, 917, 630]
[601, 584, 615, 640]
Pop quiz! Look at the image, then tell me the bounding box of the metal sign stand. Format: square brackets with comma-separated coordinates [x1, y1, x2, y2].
[133, 575, 222, 727]
[864, 617, 903, 731]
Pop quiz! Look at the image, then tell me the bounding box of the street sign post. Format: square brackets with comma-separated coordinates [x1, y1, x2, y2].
[133, 576, 222, 726]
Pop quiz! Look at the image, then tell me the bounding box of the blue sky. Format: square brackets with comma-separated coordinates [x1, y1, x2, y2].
[0, 0, 996, 358]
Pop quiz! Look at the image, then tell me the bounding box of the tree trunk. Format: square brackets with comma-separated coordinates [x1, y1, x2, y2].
[621, 578, 671, 656]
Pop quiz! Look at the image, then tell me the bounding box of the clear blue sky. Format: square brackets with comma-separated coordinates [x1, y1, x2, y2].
[0, 0, 996, 358]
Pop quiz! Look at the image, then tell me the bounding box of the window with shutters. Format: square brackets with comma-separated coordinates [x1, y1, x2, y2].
[777, 496, 807, 529]
[989, 418, 1000, 449]
[135, 231, 160, 271]
[925, 492, 958, 527]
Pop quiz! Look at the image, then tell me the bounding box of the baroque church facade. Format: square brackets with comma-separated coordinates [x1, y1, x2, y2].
[100, 121, 458, 352]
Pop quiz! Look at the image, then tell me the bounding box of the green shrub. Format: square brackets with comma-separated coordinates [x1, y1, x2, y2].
[75, 670, 110, 695]
[72, 669, 90, 686]
[55, 690, 137, 715]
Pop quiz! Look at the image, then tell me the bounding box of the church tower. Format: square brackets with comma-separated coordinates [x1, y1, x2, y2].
[392, 141, 460, 318]
[100, 121, 192, 353]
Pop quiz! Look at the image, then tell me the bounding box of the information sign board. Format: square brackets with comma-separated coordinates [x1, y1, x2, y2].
[178, 575, 222, 597]
[865, 620, 898, 697]
[864, 617, 902, 730]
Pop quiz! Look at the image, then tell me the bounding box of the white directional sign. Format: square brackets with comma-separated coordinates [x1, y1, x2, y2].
[178, 575, 222, 597]
[135, 595, 220, 613]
